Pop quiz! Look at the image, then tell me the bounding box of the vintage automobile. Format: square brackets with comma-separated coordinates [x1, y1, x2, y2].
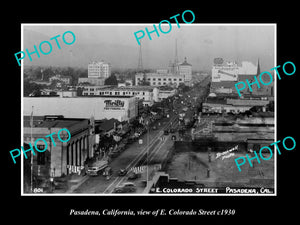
[127, 171, 140, 180]
[118, 168, 128, 176]
[113, 182, 136, 193]
[86, 160, 108, 176]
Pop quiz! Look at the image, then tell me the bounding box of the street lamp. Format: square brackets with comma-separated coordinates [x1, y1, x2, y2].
[50, 168, 55, 193]
[145, 119, 149, 188]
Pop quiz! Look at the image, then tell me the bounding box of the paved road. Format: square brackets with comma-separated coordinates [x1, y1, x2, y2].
[72, 114, 177, 194]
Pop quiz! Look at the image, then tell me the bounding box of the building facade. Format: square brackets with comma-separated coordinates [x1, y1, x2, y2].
[88, 61, 111, 79]
[179, 57, 192, 82]
[49, 74, 72, 85]
[23, 116, 94, 178]
[78, 77, 105, 86]
[202, 97, 270, 114]
[82, 86, 158, 107]
[135, 73, 185, 87]
[210, 59, 273, 97]
[24, 96, 138, 122]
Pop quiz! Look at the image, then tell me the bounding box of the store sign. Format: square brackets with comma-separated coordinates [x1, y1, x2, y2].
[67, 165, 84, 175]
[104, 100, 125, 110]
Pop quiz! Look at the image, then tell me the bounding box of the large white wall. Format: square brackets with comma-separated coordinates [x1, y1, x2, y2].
[23, 97, 137, 122]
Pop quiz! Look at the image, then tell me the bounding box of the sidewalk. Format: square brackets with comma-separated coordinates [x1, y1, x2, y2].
[65, 174, 90, 193]
[52, 173, 89, 194]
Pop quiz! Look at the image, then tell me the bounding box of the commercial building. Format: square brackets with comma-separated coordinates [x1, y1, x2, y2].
[157, 86, 177, 102]
[24, 96, 138, 122]
[82, 86, 157, 106]
[210, 59, 273, 96]
[135, 73, 185, 87]
[135, 57, 192, 87]
[23, 116, 95, 178]
[82, 85, 176, 106]
[78, 77, 105, 86]
[49, 74, 72, 85]
[88, 61, 111, 79]
[202, 97, 270, 114]
[57, 90, 77, 97]
[179, 57, 192, 82]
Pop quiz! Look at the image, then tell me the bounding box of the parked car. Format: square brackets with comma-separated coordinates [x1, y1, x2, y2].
[164, 130, 169, 135]
[118, 168, 128, 176]
[113, 182, 136, 193]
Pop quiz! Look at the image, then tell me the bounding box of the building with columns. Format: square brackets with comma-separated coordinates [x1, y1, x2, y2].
[23, 115, 95, 179]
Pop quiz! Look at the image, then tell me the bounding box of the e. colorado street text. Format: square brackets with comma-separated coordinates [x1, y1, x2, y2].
[155, 187, 218, 193]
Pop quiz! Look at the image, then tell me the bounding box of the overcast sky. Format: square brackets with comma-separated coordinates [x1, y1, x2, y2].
[23, 24, 275, 71]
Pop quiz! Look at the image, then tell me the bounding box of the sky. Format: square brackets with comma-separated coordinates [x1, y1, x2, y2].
[23, 24, 275, 71]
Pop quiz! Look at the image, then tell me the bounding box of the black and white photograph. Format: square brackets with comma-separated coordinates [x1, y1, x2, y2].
[21, 24, 276, 195]
[4, 4, 298, 223]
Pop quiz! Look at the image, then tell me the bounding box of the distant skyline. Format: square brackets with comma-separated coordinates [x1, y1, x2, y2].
[23, 24, 275, 72]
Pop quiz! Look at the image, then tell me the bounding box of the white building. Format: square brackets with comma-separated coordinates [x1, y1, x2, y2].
[24, 96, 138, 122]
[49, 74, 72, 85]
[82, 85, 176, 106]
[212, 60, 239, 83]
[179, 57, 192, 82]
[82, 86, 158, 107]
[57, 90, 77, 98]
[135, 73, 185, 87]
[88, 61, 111, 79]
[78, 77, 105, 86]
[157, 87, 177, 102]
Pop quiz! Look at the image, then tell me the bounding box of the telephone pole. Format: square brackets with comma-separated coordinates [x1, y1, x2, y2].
[138, 40, 143, 72]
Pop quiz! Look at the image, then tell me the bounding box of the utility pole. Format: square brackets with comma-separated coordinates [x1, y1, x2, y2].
[30, 106, 34, 193]
[146, 119, 149, 188]
[138, 40, 143, 72]
[174, 39, 179, 75]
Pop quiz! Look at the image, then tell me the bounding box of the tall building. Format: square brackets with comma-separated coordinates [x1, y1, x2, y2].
[179, 57, 192, 82]
[88, 61, 111, 79]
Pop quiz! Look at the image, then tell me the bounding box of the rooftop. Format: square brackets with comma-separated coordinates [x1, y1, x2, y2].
[23, 115, 88, 128]
[97, 118, 119, 132]
[180, 57, 192, 66]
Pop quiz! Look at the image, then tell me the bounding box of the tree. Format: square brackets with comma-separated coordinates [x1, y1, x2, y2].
[104, 75, 118, 85]
[24, 80, 42, 96]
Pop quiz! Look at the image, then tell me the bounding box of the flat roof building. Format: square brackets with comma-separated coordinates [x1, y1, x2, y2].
[24, 96, 138, 122]
[23, 116, 94, 184]
[135, 73, 185, 87]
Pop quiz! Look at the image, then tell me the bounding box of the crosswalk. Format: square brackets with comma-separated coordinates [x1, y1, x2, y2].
[129, 164, 162, 174]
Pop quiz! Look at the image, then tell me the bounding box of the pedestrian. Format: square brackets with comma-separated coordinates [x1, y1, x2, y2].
[207, 168, 210, 178]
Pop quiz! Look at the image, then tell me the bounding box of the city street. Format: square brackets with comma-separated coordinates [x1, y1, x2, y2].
[72, 112, 178, 194]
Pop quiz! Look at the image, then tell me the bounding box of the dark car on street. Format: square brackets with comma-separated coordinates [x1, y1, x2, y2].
[127, 171, 140, 180]
[118, 168, 128, 176]
[113, 182, 136, 193]
[170, 128, 176, 133]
